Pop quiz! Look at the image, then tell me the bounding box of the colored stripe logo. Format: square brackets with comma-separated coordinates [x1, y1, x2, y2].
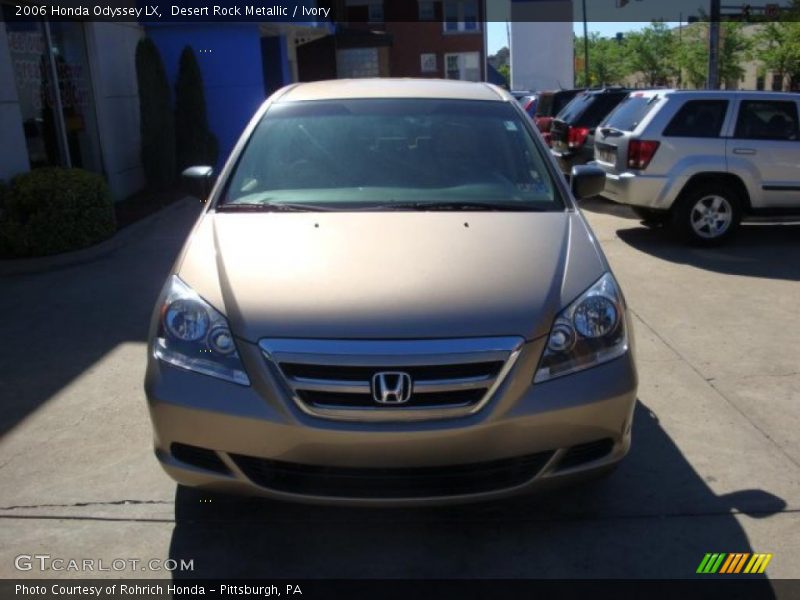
[697, 553, 772, 574]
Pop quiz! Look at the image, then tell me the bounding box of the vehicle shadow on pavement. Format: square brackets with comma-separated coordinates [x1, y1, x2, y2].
[614, 224, 800, 282]
[580, 195, 800, 282]
[0, 200, 203, 437]
[168, 401, 784, 583]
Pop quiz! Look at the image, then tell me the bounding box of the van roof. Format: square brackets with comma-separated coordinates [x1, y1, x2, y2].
[277, 78, 507, 103]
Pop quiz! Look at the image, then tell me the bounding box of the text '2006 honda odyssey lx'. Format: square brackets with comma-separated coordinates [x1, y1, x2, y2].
[144, 79, 638, 506]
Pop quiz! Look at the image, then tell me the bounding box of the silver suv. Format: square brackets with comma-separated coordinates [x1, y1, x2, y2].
[593, 90, 800, 244]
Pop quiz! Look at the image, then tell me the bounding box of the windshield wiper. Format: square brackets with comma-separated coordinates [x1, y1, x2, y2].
[216, 202, 337, 212]
[362, 201, 549, 212]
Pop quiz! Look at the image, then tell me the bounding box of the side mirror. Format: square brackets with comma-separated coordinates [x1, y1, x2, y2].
[570, 165, 606, 200]
[181, 166, 215, 200]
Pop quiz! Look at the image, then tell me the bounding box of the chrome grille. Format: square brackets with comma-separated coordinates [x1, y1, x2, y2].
[259, 337, 524, 422]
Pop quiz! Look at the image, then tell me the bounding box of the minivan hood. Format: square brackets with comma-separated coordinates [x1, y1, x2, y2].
[177, 211, 606, 341]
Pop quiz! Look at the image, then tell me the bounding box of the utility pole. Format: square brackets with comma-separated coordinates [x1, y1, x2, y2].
[707, 0, 721, 89]
[582, 0, 589, 87]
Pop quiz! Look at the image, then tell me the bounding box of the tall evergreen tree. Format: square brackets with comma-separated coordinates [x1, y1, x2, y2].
[175, 46, 218, 171]
[135, 37, 176, 190]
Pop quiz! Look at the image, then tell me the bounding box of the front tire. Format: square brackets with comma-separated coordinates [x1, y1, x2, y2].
[671, 183, 742, 245]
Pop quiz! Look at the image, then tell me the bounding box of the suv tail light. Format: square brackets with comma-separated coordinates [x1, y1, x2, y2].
[627, 140, 660, 170]
[568, 127, 590, 149]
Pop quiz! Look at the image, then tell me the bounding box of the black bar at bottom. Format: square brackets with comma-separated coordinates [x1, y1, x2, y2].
[0, 579, 794, 600]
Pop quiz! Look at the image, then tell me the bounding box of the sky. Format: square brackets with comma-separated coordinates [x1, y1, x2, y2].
[487, 21, 666, 54]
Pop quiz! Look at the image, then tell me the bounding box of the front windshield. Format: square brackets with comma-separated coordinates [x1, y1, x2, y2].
[221, 98, 563, 211]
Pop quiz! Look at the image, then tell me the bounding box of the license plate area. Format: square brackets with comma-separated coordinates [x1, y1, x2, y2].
[595, 143, 617, 165]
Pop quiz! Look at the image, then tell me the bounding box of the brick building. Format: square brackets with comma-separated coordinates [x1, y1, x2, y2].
[298, 0, 486, 82]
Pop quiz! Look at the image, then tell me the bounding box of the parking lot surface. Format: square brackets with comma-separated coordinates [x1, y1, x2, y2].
[0, 198, 798, 581]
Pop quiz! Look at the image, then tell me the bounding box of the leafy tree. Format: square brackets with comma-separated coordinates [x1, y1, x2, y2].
[754, 3, 800, 92]
[135, 38, 175, 190]
[497, 63, 510, 86]
[624, 22, 678, 86]
[719, 22, 754, 87]
[488, 46, 510, 69]
[678, 22, 754, 89]
[676, 25, 709, 89]
[175, 46, 219, 171]
[573, 33, 627, 87]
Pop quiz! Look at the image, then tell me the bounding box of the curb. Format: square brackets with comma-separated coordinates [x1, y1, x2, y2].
[0, 197, 200, 277]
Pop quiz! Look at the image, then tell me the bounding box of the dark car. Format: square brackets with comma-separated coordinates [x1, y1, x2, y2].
[534, 89, 585, 145]
[550, 88, 631, 175]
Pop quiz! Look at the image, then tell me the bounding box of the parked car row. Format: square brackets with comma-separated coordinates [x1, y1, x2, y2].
[550, 88, 630, 174]
[594, 89, 800, 244]
[522, 86, 800, 245]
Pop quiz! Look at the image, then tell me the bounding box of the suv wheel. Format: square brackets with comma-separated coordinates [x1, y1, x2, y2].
[631, 206, 669, 227]
[671, 184, 742, 245]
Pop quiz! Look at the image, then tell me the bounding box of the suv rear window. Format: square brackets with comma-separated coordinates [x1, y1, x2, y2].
[555, 93, 590, 122]
[536, 91, 583, 118]
[551, 91, 581, 116]
[536, 93, 554, 117]
[663, 100, 728, 138]
[602, 95, 660, 132]
[557, 93, 628, 127]
[734, 100, 799, 140]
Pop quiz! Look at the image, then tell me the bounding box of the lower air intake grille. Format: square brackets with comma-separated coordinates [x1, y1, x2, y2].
[556, 438, 615, 471]
[230, 452, 554, 499]
[171, 443, 231, 475]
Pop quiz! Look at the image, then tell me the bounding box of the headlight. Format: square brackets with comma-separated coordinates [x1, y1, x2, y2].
[535, 273, 628, 383]
[153, 276, 250, 386]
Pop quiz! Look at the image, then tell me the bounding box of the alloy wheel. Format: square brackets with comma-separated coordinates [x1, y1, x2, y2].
[690, 195, 733, 239]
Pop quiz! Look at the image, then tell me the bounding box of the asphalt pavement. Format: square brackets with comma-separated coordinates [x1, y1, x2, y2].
[0, 197, 798, 582]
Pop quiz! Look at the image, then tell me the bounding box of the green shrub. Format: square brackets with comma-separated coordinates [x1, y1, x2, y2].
[0, 168, 116, 258]
[136, 37, 176, 190]
[175, 46, 219, 171]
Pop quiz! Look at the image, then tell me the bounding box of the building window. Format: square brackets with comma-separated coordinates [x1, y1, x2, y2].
[420, 53, 437, 73]
[4, 12, 101, 172]
[444, 52, 480, 81]
[771, 72, 784, 91]
[344, 0, 383, 22]
[418, 0, 435, 20]
[337, 47, 380, 78]
[756, 75, 765, 91]
[368, 0, 384, 22]
[443, 0, 480, 33]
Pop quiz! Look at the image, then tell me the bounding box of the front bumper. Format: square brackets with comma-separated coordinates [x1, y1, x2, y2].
[144, 335, 638, 506]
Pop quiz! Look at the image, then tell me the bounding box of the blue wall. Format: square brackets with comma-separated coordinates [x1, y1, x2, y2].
[261, 35, 290, 97]
[145, 24, 268, 170]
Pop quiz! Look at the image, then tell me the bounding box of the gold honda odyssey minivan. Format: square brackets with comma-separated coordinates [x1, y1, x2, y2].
[144, 79, 637, 505]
